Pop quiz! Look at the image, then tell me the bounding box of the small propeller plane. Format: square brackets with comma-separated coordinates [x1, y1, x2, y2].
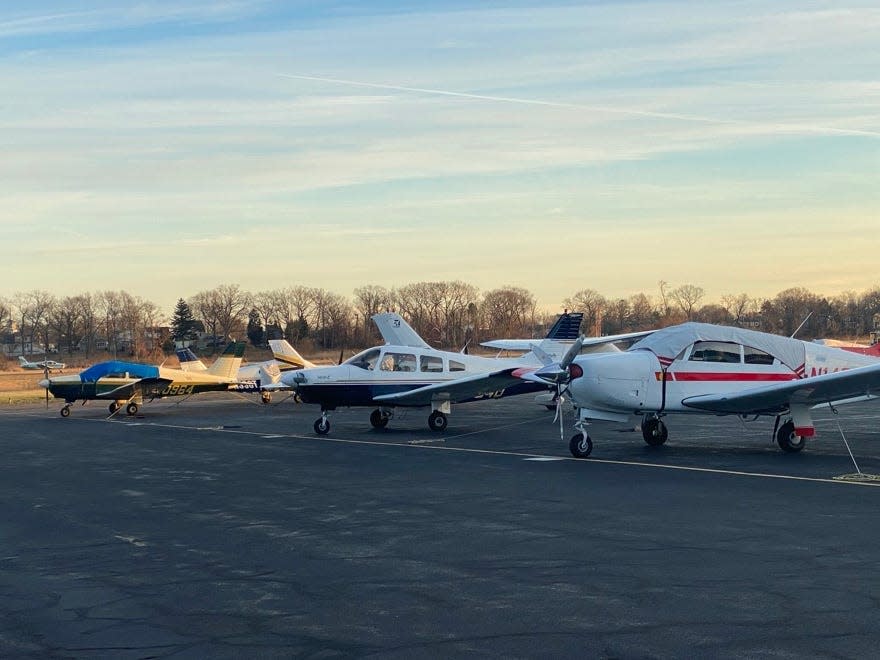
[40, 341, 247, 417]
[176, 339, 315, 403]
[19, 355, 66, 372]
[283, 311, 594, 435]
[526, 322, 880, 457]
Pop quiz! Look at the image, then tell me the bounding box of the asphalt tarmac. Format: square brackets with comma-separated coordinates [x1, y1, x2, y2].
[2, 395, 880, 658]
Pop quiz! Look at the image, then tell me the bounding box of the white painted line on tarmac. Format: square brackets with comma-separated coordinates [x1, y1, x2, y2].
[64, 417, 880, 489]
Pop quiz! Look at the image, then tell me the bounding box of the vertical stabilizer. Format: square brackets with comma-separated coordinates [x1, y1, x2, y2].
[372, 312, 431, 348]
[206, 342, 246, 379]
[268, 339, 316, 369]
[176, 347, 208, 372]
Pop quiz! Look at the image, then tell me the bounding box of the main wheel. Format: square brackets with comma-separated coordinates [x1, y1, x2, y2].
[428, 410, 448, 432]
[60, 406, 70, 418]
[126, 402, 139, 416]
[776, 420, 806, 453]
[642, 418, 668, 446]
[261, 391, 271, 404]
[109, 402, 120, 414]
[569, 433, 593, 458]
[370, 409, 389, 429]
[314, 417, 330, 435]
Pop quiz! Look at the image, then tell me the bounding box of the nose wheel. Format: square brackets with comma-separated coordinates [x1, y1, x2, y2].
[314, 413, 330, 435]
[569, 433, 593, 458]
[261, 391, 272, 404]
[60, 405, 71, 417]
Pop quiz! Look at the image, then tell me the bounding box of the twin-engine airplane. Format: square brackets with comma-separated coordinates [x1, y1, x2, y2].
[283, 311, 589, 434]
[527, 322, 880, 457]
[19, 356, 66, 371]
[176, 339, 315, 403]
[40, 341, 247, 417]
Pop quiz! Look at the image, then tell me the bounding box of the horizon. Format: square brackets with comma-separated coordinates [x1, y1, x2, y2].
[1, 1, 878, 309]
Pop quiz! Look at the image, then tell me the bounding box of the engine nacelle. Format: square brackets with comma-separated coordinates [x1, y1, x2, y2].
[568, 350, 663, 414]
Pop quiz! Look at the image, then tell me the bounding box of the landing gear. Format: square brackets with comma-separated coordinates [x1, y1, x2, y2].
[109, 402, 120, 414]
[261, 391, 272, 405]
[776, 420, 806, 453]
[428, 410, 448, 432]
[314, 413, 330, 435]
[60, 405, 71, 418]
[370, 408, 391, 429]
[642, 416, 668, 446]
[569, 433, 593, 458]
[126, 402, 139, 416]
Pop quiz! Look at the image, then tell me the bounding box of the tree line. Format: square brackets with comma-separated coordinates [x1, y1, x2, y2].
[2, 281, 880, 361]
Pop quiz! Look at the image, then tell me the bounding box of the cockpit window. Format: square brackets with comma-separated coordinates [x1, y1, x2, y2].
[744, 345, 776, 365]
[346, 348, 380, 370]
[688, 341, 742, 363]
[379, 352, 417, 372]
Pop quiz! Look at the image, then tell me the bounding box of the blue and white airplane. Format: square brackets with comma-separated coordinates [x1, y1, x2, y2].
[282, 311, 591, 435]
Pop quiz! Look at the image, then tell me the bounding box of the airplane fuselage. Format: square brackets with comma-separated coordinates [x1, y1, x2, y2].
[287, 344, 545, 410]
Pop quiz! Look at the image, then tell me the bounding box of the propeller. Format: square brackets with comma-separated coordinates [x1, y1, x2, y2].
[526, 336, 585, 439]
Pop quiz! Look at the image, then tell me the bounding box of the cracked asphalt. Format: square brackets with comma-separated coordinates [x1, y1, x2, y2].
[2, 395, 879, 658]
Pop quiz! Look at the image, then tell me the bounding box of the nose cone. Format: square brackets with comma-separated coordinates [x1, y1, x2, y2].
[38, 378, 51, 389]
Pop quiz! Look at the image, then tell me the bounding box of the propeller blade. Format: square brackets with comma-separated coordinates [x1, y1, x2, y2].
[559, 335, 585, 370]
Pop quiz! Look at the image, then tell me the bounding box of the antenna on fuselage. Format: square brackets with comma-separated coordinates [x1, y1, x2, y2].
[791, 311, 813, 338]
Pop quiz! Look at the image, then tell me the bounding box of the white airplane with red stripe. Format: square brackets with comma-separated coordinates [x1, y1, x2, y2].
[526, 322, 880, 457]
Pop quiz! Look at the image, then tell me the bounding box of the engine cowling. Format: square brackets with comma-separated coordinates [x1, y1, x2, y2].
[568, 350, 663, 414]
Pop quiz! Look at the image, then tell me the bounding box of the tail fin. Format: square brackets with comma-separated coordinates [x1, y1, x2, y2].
[372, 312, 431, 348]
[268, 339, 316, 370]
[536, 312, 586, 361]
[206, 341, 246, 379]
[18, 356, 27, 366]
[544, 312, 583, 340]
[176, 347, 208, 372]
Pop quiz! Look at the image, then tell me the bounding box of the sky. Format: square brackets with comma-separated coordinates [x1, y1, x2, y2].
[1, 1, 878, 316]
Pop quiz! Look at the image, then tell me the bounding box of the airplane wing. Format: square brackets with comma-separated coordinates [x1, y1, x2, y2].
[372, 368, 535, 406]
[681, 362, 880, 415]
[481, 330, 655, 352]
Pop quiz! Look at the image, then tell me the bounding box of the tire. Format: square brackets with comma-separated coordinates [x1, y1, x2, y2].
[60, 406, 70, 418]
[314, 417, 330, 435]
[428, 410, 448, 432]
[776, 420, 806, 453]
[642, 418, 668, 446]
[261, 391, 271, 405]
[569, 433, 593, 458]
[109, 402, 120, 414]
[370, 409, 389, 429]
[126, 402, 139, 416]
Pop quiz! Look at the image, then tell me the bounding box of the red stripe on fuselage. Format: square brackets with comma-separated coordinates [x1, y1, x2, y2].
[659, 372, 797, 382]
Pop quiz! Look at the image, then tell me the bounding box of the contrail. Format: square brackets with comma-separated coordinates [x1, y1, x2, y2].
[277, 73, 880, 138]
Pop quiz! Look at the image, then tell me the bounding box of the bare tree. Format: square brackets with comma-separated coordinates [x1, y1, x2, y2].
[670, 284, 705, 321]
[564, 289, 607, 335]
[480, 287, 536, 339]
[628, 293, 657, 330]
[353, 285, 392, 345]
[50, 296, 84, 355]
[12, 290, 56, 356]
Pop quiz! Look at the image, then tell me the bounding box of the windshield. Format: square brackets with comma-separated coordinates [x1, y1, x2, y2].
[345, 348, 381, 370]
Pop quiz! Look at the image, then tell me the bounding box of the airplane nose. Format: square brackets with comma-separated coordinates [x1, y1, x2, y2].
[38, 379, 51, 389]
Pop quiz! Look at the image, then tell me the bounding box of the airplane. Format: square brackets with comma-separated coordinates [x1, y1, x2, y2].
[176, 339, 315, 403]
[525, 322, 880, 457]
[40, 341, 247, 417]
[283, 311, 607, 435]
[19, 355, 66, 372]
